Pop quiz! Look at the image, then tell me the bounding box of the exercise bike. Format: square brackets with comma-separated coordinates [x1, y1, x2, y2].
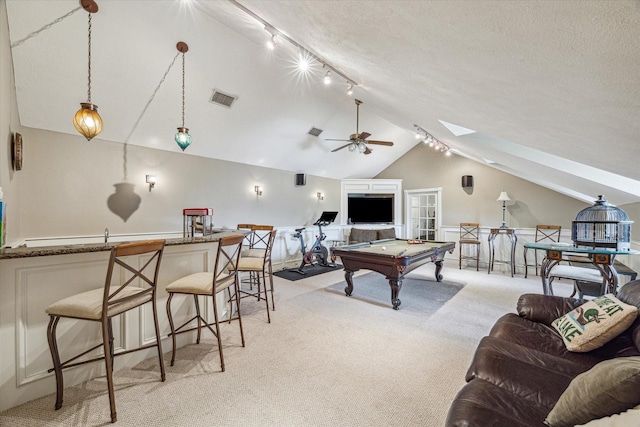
[291, 211, 338, 274]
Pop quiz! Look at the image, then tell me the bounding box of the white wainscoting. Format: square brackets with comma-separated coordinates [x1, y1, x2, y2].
[442, 225, 564, 275]
[0, 241, 225, 412]
[441, 225, 640, 279]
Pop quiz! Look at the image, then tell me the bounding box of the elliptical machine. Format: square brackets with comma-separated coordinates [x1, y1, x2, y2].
[291, 211, 338, 274]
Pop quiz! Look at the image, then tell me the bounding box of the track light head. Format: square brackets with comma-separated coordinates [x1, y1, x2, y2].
[346, 83, 353, 96]
[323, 70, 331, 85]
[266, 34, 277, 50]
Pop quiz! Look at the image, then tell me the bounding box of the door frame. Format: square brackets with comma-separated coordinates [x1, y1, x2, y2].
[404, 187, 443, 241]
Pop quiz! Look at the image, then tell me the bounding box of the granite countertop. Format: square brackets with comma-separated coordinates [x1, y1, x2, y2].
[0, 229, 244, 260]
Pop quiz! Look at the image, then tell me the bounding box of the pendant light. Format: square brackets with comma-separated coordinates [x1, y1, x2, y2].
[73, 0, 103, 141]
[175, 42, 192, 151]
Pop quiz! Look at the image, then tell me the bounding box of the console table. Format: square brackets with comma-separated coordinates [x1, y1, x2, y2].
[523, 242, 640, 296]
[488, 228, 517, 277]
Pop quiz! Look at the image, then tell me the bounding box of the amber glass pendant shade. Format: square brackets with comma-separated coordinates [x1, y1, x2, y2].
[73, 102, 103, 141]
[175, 127, 192, 151]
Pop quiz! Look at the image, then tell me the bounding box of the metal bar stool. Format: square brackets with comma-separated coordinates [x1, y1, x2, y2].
[459, 223, 481, 271]
[45, 239, 166, 423]
[165, 234, 245, 371]
[237, 229, 277, 320]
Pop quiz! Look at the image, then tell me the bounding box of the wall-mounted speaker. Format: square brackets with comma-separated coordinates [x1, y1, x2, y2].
[462, 175, 473, 188]
[295, 173, 306, 186]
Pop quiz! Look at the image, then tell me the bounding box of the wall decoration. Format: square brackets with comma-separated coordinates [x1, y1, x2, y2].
[12, 133, 22, 171]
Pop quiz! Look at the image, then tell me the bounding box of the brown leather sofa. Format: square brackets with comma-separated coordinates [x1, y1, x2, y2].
[446, 280, 640, 427]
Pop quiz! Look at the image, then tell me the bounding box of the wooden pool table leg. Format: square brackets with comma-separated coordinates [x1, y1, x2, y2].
[344, 270, 354, 296]
[389, 279, 402, 310]
[434, 260, 444, 282]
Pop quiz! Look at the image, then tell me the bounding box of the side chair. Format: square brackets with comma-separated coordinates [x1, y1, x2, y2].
[45, 239, 166, 423]
[523, 225, 561, 278]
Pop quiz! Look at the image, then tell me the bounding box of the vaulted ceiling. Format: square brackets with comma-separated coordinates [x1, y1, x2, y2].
[6, 0, 640, 205]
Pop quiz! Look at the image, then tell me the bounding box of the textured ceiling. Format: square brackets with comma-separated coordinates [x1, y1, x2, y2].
[6, 0, 640, 205]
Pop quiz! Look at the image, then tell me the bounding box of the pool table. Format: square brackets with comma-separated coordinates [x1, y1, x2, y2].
[331, 239, 456, 310]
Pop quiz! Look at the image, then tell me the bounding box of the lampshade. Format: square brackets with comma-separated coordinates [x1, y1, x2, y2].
[497, 191, 511, 202]
[73, 103, 103, 141]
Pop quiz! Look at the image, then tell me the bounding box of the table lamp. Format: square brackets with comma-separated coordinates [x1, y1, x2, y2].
[497, 191, 511, 228]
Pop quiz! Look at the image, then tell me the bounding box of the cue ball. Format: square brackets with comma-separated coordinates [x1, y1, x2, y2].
[382, 246, 386, 250]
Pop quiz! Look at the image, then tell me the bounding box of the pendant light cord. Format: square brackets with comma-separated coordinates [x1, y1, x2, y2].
[121, 51, 180, 180]
[87, 12, 92, 103]
[11, 6, 82, 48]
[181, 52, 186, 128]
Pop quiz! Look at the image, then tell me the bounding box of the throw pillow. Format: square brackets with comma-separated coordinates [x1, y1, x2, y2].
[349, 228, 378, 244]
[545, 357, 640, 427]
[551, 294, 637, 352]
[376, 228, 396, 240]
[574, 403, 640, 427]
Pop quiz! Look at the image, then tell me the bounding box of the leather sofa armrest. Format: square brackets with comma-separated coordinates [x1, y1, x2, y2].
[517, 293, 582, 326]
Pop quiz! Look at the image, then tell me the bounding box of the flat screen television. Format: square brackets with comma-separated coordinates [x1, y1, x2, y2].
[347, 193, 394, 224]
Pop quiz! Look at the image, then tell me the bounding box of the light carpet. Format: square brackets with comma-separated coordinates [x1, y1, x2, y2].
[0, 262, 570, 426]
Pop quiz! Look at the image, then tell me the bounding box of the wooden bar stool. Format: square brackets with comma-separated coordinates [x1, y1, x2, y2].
[165, 234, 245, 371]
[45, 239, 166, 423]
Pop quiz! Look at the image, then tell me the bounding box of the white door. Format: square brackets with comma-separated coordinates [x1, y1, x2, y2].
[404, 188, 442, 241]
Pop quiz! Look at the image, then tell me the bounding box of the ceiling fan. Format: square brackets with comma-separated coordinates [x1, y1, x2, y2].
[326, 99, 394, 155]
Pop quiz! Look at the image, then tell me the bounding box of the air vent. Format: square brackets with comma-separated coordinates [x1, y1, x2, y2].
[308, 127, 323, 137]
[209, 89, 238, 108]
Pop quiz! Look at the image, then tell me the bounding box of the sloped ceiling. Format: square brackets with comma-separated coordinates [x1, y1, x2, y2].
[6, 0, 640, 205]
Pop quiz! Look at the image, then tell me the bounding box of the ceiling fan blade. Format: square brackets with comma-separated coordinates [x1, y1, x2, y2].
[331, 143, 353, 152]
[363, 147, 372, 155]
[366, 140, 394, 146]
[325, 138, 351, 142]
[358, 132, 371, 140]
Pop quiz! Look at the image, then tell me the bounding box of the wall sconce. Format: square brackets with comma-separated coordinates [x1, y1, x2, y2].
[254, 185, 263, 196]
[146, 175, 156, 192]
[317, 192, 324, 201]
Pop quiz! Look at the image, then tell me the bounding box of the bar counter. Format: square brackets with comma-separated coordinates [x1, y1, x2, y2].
[0, 229, 244, 412]
[0, 229, 241, 260]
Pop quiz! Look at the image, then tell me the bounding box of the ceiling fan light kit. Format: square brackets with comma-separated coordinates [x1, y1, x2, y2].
[327, 99, 395, 155]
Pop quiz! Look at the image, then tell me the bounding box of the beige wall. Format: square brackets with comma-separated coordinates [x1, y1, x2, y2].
[376, 143, 593, 230]
[4, 124, 341, 243]
[1, 0, 23, 243]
